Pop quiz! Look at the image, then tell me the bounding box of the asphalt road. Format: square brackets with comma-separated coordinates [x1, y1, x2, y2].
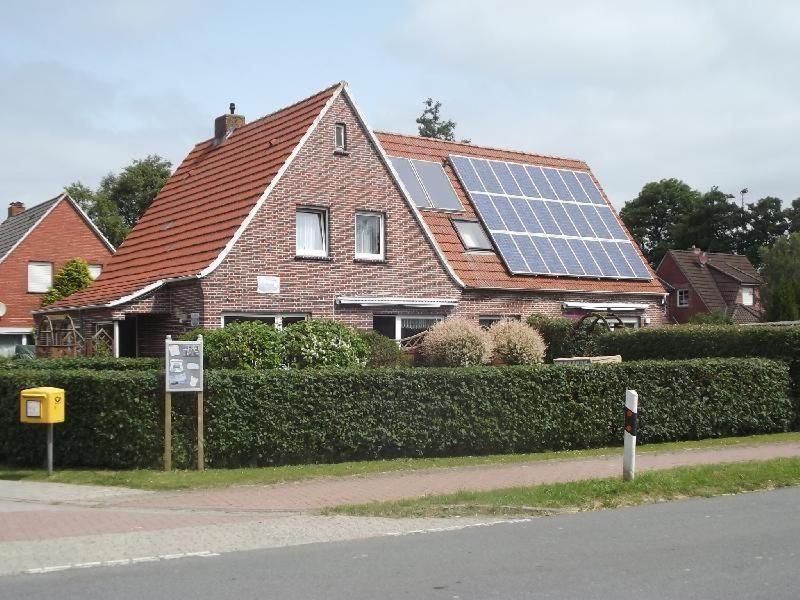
[3, 487, 798, 600]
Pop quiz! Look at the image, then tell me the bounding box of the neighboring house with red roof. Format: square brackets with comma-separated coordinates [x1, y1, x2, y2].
[38, 82, 666, 357]
[0, 194, 114, 355]
[657, 248, 763, 324]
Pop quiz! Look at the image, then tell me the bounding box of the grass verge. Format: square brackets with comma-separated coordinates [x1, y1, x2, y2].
[0, 431, 798, 491]
[325, 457, 800, 518]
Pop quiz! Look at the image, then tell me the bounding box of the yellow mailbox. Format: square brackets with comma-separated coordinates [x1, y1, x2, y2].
[20, 387, 65, 424]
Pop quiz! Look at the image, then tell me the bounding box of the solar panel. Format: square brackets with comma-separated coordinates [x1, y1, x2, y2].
[390, 156, 463, 211]
[449, 154, 651, 280]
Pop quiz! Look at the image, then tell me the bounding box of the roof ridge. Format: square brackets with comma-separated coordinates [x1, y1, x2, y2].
[375, 130, 588, 167]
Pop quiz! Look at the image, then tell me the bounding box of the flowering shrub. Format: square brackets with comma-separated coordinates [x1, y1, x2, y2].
[489, 320, 546, 365]
[282, 319, 368, 368]
[418, 317, 491, 367]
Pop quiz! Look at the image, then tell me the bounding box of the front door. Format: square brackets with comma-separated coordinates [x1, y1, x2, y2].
[117, 317, 138, 357]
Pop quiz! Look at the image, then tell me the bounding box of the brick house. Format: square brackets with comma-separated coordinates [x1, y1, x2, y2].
[0, 194, 114, 355]
[39, 82, 666, 357]
[657, 248, 763, 324]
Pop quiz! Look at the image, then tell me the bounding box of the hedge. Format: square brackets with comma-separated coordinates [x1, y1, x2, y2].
[0, 358, 792, 469]
[0, 357, 162, 371]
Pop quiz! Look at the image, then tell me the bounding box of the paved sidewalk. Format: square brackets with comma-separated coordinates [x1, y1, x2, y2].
[115, 441, 800, 512]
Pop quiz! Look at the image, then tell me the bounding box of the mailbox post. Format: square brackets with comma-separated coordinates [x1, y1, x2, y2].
[20, 387, 65, 476]
[164, 335, 204, 471]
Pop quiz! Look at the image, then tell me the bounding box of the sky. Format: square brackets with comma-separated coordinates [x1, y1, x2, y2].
[1, 0, 798, 218]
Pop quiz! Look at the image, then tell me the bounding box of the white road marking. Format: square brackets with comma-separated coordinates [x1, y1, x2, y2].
[24, 551, 219, 575]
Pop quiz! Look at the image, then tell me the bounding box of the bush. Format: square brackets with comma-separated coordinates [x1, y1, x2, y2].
[282, 319, 368, 368]
[0, 358, 791, 468]
[527, 314, 606, 361]
[419, 317, 491, 367]
[41, 258, 93, 306]
[359, 331, 411, 368]
[688, 310, 733, 325]
[0, 356, 162, 370]
[489, 320, 546, 365]
[182, 321, 283, 369]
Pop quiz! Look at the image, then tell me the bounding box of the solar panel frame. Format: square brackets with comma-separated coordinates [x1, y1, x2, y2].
[448, 154, 652, 281]
[411, 159, 464, 211]
[390, 157, 431, 208]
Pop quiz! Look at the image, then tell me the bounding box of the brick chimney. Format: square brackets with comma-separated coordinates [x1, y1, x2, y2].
[214, 102, 245, 146]
[7, 202, 25, 219]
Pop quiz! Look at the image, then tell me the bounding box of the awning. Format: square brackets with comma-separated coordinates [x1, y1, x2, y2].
[561, 302, 649, 312]
[335, 296, 459, 308]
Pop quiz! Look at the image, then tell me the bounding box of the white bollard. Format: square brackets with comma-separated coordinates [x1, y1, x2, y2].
[623, 389, 638, 481]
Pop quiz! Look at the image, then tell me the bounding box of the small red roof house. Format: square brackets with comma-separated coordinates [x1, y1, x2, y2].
[38, 82, 666, 357]
[657, 248, 763, 324]
[0, 194, 114, 355]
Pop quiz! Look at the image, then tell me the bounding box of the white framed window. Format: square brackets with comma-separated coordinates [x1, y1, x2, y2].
[372, 315, 442, 341]
[677, 289, 689, 308]
[453, 220, 493, 251]
[355, 212, 384, 260]
[88, 264, 102, 280]
[334, 123, 347, 152]
[27, 262, 53, 293]
[296, 208, 328, 257]
[741, 286, 754, 306]
[222, 313, 308, 330]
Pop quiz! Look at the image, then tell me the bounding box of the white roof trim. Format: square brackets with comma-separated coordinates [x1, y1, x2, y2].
[336, 296, 459, 308]
[0, 194, 65, 265]
[34, 278, 172, 313]
[63, 193, 116, 253]
[199, 83, 345, 278]
[562, 301, 650, 312]
[342, 85, 466, 289]
[0, 327, 32, 334]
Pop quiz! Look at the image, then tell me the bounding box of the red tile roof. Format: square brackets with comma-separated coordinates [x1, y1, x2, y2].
[376, 132, 665, 294]
[49, 83, 341, 309]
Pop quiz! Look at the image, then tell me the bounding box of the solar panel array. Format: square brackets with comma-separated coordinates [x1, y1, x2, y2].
[389, 156, 463, 211]
[449, 154, 651, 280]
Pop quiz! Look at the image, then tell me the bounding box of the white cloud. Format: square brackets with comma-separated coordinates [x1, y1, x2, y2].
[386, 0, 800, 206]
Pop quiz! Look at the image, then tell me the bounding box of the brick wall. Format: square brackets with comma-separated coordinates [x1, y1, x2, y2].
[0, 199, 112, 331]
[201, 92, 460, 328]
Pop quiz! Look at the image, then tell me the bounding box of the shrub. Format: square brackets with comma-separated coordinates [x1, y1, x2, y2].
[489, 320, 546, 365]
[180, 321, 283, 369]
[359, 330, 411, 368]
[0, 358, 791, 468]
[418, 317, 491, 367]
[688, 310, 733, 325]
[527, 314, 606, 361]
[41, 258, 93, 306]
[0, 356, 162, 370]
[282, 319, 368, 368]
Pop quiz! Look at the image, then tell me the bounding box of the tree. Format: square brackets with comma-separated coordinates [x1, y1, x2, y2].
[740, 196, 788, 266]
[760, 232, 800, 321]
[42, 258, 93, 306]
[619, 178, 699, 265]
[785, 198, 800, 233]
[416, 98, 458, 141]
[670, 186, 745, 254]
[66, 155, 172, 247]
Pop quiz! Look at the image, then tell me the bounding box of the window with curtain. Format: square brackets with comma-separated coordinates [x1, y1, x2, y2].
[355, 212, 383, 259]
[296, 209, 327, 256]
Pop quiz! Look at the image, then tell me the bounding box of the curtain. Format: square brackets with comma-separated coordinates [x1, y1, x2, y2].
[296, 211, 324, 253]
[356, 214, 381, 255]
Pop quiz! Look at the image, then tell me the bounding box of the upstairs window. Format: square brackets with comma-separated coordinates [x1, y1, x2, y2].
[27, 262, 52, 293]
[296, 208, 328, 257]
[677, 289, 689, 308]
[334, 123, 347, 152]
[355, 212, 384, 260]
[454, 220, 493, 251]
[741, 286, 754, 306]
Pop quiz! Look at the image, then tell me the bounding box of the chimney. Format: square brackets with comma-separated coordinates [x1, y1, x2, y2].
[7, 202, 25, 219]
[214, 102, 245, 146]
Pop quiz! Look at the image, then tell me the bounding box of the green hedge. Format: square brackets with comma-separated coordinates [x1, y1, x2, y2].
[0, 357, 163, 371]
[0, 358, 792, 469]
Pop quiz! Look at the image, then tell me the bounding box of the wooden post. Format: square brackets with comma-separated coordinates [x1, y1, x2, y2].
[164, 391, 172, 471]
[197, 391, 204, 471]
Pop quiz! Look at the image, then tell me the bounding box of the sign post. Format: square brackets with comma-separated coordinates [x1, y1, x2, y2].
[623, 389, 638, 481]
[165, 335, 204, 471]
